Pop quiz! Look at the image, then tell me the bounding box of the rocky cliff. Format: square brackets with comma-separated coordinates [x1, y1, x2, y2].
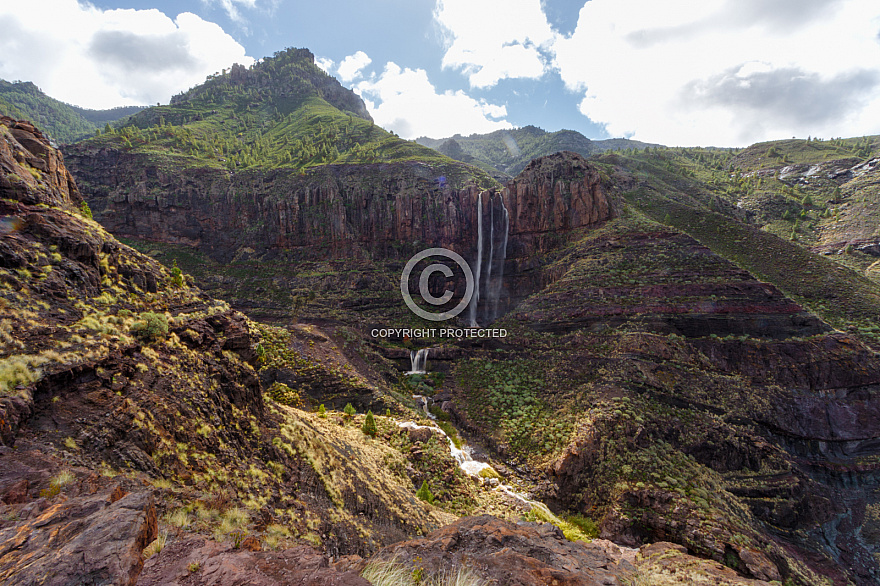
[0, 117, 80, 207]
[66, 149, 612, 260]
[65, 147, 616, 323]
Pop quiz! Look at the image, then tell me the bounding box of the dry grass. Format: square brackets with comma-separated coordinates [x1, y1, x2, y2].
[361, 559, 487, 586]
[143, 530, 168, 558]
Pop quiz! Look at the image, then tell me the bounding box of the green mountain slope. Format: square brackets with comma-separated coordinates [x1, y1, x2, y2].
[416, 126, 658, 177]
[78, 47, 481, 175]
[591, 141, 880, 346]
[0, 79, 143, 143]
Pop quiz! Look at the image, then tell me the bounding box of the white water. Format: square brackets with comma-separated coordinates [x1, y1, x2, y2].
[400, 395, 548, 512]
[406, 348, 430, 375]
[489, 197, 509, 321]
[485, 201, 494, 316]
[468, 193, 483, 327]
[468, 193, 510, 326]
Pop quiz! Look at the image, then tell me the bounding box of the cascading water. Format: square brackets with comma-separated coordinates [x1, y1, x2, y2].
[468, 193, 510, 326]
[397, 417, 550, 510]
[489, 197, 509, 321]
[468, 193, 483, 327]
[406, 348, 429, 375]
[485, 201, 494, 314]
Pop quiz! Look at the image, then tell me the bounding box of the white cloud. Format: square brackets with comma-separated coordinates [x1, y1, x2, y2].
[356, 62, 510, 138]
[434, 0, 556, 88]
[207, 0, 257, 23]
[553, 0, 880, 145]
[315, 56, 335, 74]
[337, 51, 372, 82]
[0, 0, 253, 109]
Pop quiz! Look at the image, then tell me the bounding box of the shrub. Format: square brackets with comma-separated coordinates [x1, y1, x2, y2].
[318, 404, 327, 418]
[416, 480, 434, 504]
[437, 420, 461, 449]
[79, 201, 93, 220]
[170, 259, 184, 288]
[362, 410, 377, 437]
[566, 514, 599, 539]
[343, 403, 356, 417]
[268, 382, 301, 407]
[130, 312, 168, 342]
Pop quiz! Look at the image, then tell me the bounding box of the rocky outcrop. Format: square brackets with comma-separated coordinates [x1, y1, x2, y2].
[366, 515, 635, 585]
[137, 537, 370, 586]
[0, 116, 80, 209]
[635, 542, 775, 586]
[0, 447, 157, 586]
[0, 489, 156, 586]
[364, 515, 774, 586]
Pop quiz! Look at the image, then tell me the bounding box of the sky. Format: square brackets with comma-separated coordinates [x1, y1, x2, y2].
[1, 0, 879, 146]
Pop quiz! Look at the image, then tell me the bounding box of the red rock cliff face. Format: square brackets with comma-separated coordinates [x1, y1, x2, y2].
[504, 151, 611, 237]
[0, 116, 81, 210]
[64, 148, 613, 264]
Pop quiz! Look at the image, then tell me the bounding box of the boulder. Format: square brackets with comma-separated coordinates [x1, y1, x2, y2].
[136, 537, 370, 586]
[0, 488, 156, 586]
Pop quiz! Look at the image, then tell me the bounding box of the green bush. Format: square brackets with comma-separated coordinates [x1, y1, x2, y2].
[130, 312, 169, 342]
[79, 201, 93, 220]
[343, 403, 356, 417]
[268, 382, 300, 406]
[416, 480, 434, 504]
[566, 514, 599, 539]
[436, 420, 461, 449]
[318, 404, 327, 418]
[362, 410, 376, 437]
[170, 259, 184, 288]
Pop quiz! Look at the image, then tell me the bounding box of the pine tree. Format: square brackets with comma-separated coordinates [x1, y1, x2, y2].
[343, 403, 356, 417]
[362, 410, 376, 437]
[80, 201, 93, 220]
[416, 480, 434, 504]
[318, 404, 327, 418]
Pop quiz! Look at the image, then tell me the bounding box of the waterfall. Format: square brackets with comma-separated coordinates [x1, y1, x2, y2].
[407, 348, 429, 375]
[485, 200, 494, 317]
[468, 192, 510, 326]
[489, 197, 509, 321]
[468, 193, 483, 327]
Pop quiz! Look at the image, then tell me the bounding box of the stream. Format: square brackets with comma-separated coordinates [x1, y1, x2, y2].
[403, 394, 561, 520]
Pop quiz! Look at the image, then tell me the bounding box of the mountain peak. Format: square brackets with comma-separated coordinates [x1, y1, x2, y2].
[169, 46, 371, 123]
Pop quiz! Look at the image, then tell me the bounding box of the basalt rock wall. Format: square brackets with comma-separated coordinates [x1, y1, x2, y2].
[65, 149, 614, 264]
